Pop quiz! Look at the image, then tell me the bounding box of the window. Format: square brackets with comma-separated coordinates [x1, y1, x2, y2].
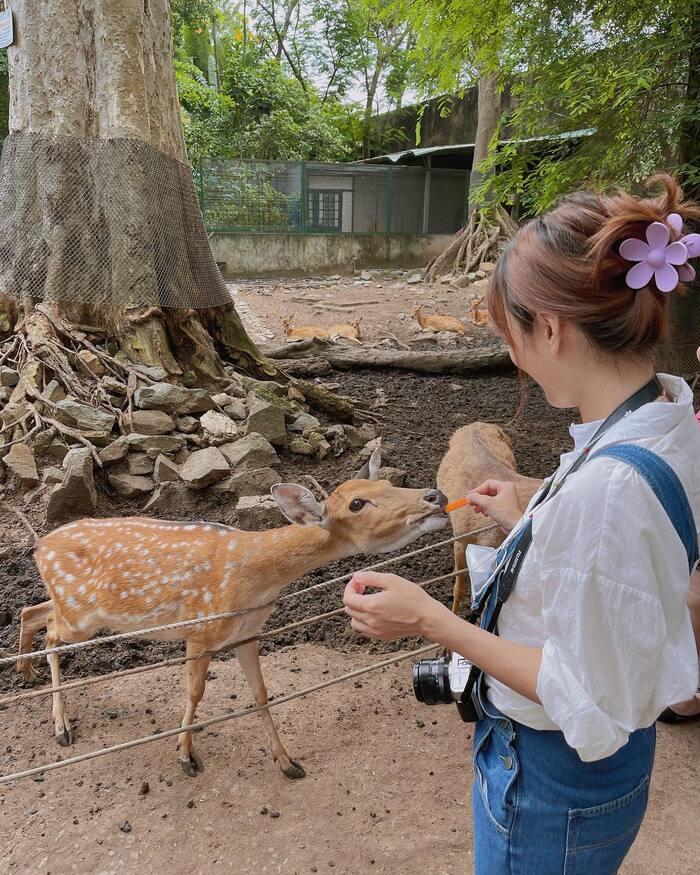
[307, 190, 342, 231]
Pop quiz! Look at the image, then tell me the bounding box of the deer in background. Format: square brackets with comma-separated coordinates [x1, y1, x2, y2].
[281, 315, 330, 341]
[412, 305, 466, 334]
[15, 450, 448, 779]
[329, 318, 362, 344]
[437, 423, 541, 616]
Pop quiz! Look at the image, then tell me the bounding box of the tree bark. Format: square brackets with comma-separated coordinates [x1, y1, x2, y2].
[469, 70, 501, 214]
[0, 0, 277, 387]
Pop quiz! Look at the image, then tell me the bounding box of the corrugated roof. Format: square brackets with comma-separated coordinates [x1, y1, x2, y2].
[362, 128, 596, 165]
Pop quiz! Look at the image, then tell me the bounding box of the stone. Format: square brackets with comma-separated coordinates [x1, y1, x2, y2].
[44, 439, 69, 465]
[357, 423, 377, 443]
[42, 466, 65, 485]
[341, 424, 365, 449]
[0, 366, 19, 387]
[127, 452, 155, 476]
[480, 261, 495, 273]
[211, 393, 234, 407]
[378, 466, 407, 487]
[54, 399, 115, 434]
[223, 380, 246, 399]
[245, 400, 287, 446]
[176, 416, 199, 434]
[99, 437, 130, 465]
[289, 413, 321, 434]
[235, 495, 285, 530]
[41, 380, 66, 403]
[108, 473, 155, 497]
[213, 466, 279, 497]
[0, 386, 10, 403]
[289, 437, 314, 456]
[102, 377, 127, 397]
[200, 411, 238, 443]
[309, 434, 331, 459]
[77, 350, 105, 376]
[223, 401, 247, 421]
[359, 437, 381, 459]
[134, 365, 168, 381]
[360, 270, 372, 281]
[2, 444, 39, 488]
[134, 383, 215, 415]
[286, 385, 306, 404]
[220, 434, 279, 471]
[145, 482, 199, 514]
[153, 455, 180, 483]
[47, 448, 97, 523]
[126, 433, 186, 455]
[324, 424, 349, 456]
[406, 273, 422, 284]
[129, 410, 176, 436]
[179, 447, 229, 490]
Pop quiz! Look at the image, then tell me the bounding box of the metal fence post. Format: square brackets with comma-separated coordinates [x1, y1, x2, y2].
[386, 166, 393, 234]
[300, 161, 307, 233]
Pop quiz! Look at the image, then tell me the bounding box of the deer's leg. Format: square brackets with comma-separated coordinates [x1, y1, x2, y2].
[46, 616, 72, 746]
[235, 640, 305, 779]
[451, 540, 469, 617]
[17, 600, 52, 683]
[177, 642, 211, 777]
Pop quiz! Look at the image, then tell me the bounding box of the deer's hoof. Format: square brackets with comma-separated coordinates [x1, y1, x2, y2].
[55, 726, 73, 747]
[282, 759, 306, 779]
[180, 753, 204, 778]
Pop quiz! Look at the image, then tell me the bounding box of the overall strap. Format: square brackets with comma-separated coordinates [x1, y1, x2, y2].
[591, 444, 699, 573]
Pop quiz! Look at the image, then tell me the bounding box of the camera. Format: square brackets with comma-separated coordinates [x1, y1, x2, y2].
[412, 651, 472, 705]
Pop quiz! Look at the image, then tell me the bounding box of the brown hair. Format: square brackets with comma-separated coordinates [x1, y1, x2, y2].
[488, 175, 700, 356]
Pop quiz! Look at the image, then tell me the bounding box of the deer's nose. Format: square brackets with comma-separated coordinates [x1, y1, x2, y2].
[424, 489, 448, 508]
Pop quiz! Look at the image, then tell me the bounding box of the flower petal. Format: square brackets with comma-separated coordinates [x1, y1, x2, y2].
[678, 263, 696, 283]
[646, 221, 670, 249]
[619, 237, 649, 261]
[666, 213, 683, 235]
[682, 233, 700, 258]
[654, 263, 679, 293]
[665, 241, 689, 265]
[626, 261, 654, 289]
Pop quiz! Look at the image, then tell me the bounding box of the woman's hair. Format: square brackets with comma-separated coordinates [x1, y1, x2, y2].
[488, 175, 700, 356]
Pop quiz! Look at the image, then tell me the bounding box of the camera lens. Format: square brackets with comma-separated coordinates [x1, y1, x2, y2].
[412, 658, 452, 705]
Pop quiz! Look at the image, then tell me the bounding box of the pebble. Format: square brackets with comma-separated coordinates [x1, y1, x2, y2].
[186, 800, 196, 809]
[139, 781, 150, 796]
[118, 820, 131, 833]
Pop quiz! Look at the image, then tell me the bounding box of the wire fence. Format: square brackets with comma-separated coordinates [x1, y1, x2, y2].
[195, 159, 468, 236]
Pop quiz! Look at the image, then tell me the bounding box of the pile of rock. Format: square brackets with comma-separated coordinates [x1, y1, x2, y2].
[0, 362, 377, 528]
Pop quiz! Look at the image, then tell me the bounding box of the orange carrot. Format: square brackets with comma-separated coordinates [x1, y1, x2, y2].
[444, 497, 470, 513]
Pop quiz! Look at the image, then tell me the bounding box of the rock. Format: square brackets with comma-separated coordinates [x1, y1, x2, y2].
[0, 386, 10, 403]
[2, 444, 39, 488]
[126, 433, 186, 455]
[0, 366, 19, 387]
[54, 399, 115, 433]
[179, 447, 229, 489]
[360, 270, 372, 281]
[307, 432, 331, 459]
[235, 495, 285, 530]
[341, 424, 365, 449]
[102, 377, 127, 397]
[154, 455, 180, 483]
[357, 423, 377, 443]
[359, 437, 381, 459]
[224, 401, 247, 421]
[480, 261, 495, 273]
[324, 424, 349, 456]
[213, 467, 279, 497]
[176, 416, 199, 434]
[47, 448, 97, 523]
[475, 270, 486, 279]
[245, 400, 286, 446]
[289, 437, 314, 456]
[220, 434, 279, 471]
[127, 452, 155, 476]
[129, 410, 176, 436]
[145, 482, 199, 514]
[406, 273, 423, 284]
[44, 439, 69, 465]
[99, 437, 130, 465]
[77, 350, 105, 376]
[211, 393, 234, 407]
[108, 473, 155, 497]
[41, 379, 65, 403]
[287, 385, 306, 404]
[378, 466, 407, 487]
[200, 411, 238, 444]
[42, 466, 65, 485]
[289, 413, 321, 434]
[223, 380, 246, 399]
[134, 383, 215, 415]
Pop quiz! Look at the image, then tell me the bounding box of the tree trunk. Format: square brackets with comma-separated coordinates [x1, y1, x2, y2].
[0, 0, 276, 386]
[469, 70, 501, 214]
[362, 66, 382, 160]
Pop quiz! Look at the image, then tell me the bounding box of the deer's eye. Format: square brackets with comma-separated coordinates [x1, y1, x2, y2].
[349, 498, 366, 513]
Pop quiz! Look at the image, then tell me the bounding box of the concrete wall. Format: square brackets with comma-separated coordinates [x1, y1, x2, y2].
[211, 232, 452, 278]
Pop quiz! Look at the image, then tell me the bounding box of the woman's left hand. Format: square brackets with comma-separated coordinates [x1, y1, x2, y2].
[342, 571, 443, 640]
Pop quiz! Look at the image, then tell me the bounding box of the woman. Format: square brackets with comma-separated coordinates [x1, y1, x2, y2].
[343, 176, 700, 874]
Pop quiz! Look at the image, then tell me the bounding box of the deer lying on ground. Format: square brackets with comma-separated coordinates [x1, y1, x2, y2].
[412, 305, 465, 334]
[467, 296, 490, 327]
[329, 318, 362, 344]
[282, 315, 330, 341]
[437, 423, 541, 616]
[15, 450, 448, 779]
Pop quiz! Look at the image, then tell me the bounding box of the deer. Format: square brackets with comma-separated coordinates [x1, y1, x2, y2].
[281, 315, 330, 341]
[412, 305, 465, 334]
[467, 296, 490, 327]
[437, 423, 542, 617]
[329, 318, 362, 344]
[13, 449, 449, 780]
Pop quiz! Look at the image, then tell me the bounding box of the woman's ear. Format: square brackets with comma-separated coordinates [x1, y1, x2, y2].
[539, 311, 563, 354]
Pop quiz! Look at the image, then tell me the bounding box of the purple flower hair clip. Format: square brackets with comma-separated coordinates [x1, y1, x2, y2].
[619, 213, 700, 293]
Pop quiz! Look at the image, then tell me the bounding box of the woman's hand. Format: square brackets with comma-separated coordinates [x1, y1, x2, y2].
[342, 571, 447, 640]
[468, 479, 523, 533]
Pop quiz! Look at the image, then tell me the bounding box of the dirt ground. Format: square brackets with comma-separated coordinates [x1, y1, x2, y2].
[0, 276, 698, 873]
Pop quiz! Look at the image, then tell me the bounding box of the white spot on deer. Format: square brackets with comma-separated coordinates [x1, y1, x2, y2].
[203, 591, 212, 604]
[66, 596, 77, 609]
[45, 551, 56, 561]
[77, 583, 85, 594]
[120, 591, 128, 600]
[55, 585, 64, 597]
[203, 561, 212, 572]
[88, 594, 97, 605]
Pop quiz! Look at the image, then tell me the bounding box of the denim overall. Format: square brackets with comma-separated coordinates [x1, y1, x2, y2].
[470, 444, 699, 875]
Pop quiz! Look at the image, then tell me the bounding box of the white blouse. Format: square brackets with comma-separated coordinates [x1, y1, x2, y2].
[485, 374, 700, 762]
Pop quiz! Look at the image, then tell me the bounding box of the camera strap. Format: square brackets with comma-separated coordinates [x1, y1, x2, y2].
[456, 374, 664, 723]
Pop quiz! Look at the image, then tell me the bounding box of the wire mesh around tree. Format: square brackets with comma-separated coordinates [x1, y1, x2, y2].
[0, 132, 232, 311]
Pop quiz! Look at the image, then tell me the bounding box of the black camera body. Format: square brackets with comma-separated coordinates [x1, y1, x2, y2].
[412, 652, 483, 722]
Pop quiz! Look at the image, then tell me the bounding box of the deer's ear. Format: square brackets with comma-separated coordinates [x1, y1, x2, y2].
[271, 484, 328, 527]
[354, 447, 381, 481]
